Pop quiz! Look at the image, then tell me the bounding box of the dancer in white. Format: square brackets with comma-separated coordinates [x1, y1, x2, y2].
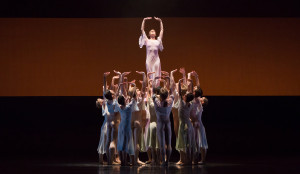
[175, 78, 196, 165]
[96, 72, 115, 164]
[188, 71, 208, 164]
[139, 17, 164, 81]
[145, 73, 161, 165]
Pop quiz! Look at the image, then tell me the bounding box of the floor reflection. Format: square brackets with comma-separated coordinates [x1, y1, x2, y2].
[97, 163, 209, 174]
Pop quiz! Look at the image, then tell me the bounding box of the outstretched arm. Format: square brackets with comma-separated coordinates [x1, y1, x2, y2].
[103, 72, 110, 99]
[191, 71, 200, 88]
[170, 69, 177, 93]
[179, 67, 187, 85]
[110, 75, 119, 92]
[154, 17, 164, 40]
[178, 78, 184, 99]
[136, 71, 147, 93]
[187, 79, 194, 93]
[141, 17, 152, 35]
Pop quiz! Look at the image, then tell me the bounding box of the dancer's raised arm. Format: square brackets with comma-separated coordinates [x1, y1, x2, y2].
[178, 78, 184, 99]
[110, 75, 119, 92]
[154, 17, 164, 40]
[190, 71, 200, 89]
[103, 72, 110, 99]
[170, 69, 177, 93]
[179, 67, 187, 85]
[141, 17, 152, 35]
[136, 71, 147, 93]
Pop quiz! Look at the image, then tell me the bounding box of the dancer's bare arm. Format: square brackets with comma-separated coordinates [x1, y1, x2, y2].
[190, 71, 200, 89]
[103, 72, 110, 99]
[141, 17, 152, 36]
[154, 17, 164, 40]
[136, 71, 147, 93]
[179, 67, 187, 85]
[170, 69, 177, 93]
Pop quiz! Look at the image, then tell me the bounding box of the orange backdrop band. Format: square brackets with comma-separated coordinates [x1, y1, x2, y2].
[0, 18, 299, 96]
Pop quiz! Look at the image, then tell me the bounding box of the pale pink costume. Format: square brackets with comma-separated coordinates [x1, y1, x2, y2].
[139, 33, 163, 80]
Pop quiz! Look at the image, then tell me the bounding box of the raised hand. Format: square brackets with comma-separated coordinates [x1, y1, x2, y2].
[190, 70, 198, 77]
[122, 71, 131, 76]
[154, 17, 162, 22]
[113, 75, 119, 79]
[161, 71, 169, 76]
[136, 71, 145, 74]
[171, 69, 177, 74]
[147, 72, 155, 76]
[179, 67, 186, 74]
[113, 70, 121, 75]
[144, 17, 152, 20]
[103, 72, 110, 77]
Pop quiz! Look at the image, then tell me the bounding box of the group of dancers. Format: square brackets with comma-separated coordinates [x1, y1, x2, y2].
[95, 17, 208, 166]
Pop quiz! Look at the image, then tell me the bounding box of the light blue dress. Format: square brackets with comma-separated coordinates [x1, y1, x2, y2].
[97, 99, 117, 154]
[115, 98, 136, 155]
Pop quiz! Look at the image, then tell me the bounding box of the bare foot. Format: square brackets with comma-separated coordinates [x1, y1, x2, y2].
[176, 160, 183, 165]
[198, 161, 205, 165]
[137, 159, 145, 165]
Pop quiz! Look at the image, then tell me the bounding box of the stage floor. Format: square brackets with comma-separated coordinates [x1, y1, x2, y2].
[1, 156, 300, 174]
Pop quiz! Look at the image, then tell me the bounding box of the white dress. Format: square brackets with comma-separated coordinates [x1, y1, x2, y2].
[97, 100, 117, 154]
[176, 99, 196, 152]
[139, 32, 163, 80]
[197, 103, 208, 150]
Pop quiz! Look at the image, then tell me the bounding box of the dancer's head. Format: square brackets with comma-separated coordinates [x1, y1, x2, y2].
[104, 90, 114, 100]
[153, 86, 161, 95]
[200, 97, 208, 107]
[185, 92, 194, 103]
[194, 87, 203, 98]
[96, 98, 104, 109]
[118, 96, 126, 106]
[128, 86, 137, 98]
[160, 88, 168, 101]
[180, 84, 188, 96]
[149, 29, 156, 39]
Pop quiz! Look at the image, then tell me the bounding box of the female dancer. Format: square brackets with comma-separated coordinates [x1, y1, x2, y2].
[139, 17, 164, 81]
[114, 72, 136, 166]
[152, 77, 174, 166]
[96, 72, 116, 164]
[145, 75, 161, 165]
[129, 71, 147, 165]
[189, 71, 208, 164]
[176, 78, 195, 165]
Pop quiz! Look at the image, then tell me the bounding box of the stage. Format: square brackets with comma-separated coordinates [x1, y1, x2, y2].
[2, 156, 300, 174]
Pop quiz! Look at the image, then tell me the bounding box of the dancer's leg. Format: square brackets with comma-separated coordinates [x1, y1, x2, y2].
[99, 154, 103, 164]
[146, 148, 152, 164]
[106, 123, 112, 164]
[199, 148, 207, 164]
[166, 121, 172, 165]
[133, 121, 142, 165]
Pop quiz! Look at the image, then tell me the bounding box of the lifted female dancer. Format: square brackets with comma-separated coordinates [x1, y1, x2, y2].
[139, 17, 164, 81]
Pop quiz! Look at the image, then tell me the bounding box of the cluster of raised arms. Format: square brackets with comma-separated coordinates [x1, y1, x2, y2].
[96, 67, 208, 166]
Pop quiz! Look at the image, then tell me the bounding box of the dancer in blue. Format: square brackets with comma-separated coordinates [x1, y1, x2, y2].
[114, 71, 136, 166]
